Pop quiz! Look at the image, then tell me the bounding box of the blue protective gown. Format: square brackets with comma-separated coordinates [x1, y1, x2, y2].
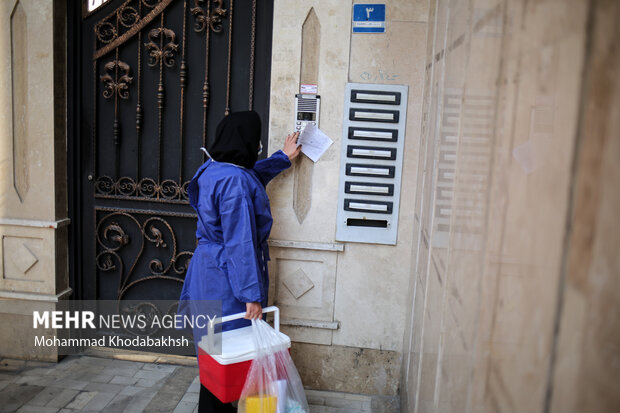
[179, 150, 291, 332]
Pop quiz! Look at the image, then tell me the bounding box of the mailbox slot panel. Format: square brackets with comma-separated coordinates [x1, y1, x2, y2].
[337, 83, 408, 245]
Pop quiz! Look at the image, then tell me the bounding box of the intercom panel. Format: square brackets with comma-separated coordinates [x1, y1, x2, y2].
[336, 83, 408, 245]
[294, 94, 321, 133]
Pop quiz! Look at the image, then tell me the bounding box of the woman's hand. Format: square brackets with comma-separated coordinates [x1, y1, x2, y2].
[282, 132, 302, 160]
[244, 302, 263, 320]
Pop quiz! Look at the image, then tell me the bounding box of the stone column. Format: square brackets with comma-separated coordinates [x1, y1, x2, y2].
[0, 0, 69, 361]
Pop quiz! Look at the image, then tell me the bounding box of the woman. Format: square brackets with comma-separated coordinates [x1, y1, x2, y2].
[179, 111, 301, 412]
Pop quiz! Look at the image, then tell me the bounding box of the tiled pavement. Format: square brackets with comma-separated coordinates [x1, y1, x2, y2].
[0, 356, 375, 413]
[0, 356, 200, 413]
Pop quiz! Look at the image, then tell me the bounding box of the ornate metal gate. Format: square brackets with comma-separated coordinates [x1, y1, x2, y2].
[70, 0, 274, 340]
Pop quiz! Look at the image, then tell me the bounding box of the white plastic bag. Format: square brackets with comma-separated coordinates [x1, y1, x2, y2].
[238, 319, 309, 413]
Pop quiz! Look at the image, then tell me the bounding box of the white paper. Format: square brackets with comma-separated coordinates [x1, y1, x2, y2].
[300, 84, 318, 94]
[298, 123, 333, 162]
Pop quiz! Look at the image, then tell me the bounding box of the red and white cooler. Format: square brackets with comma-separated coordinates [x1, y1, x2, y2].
[197, 306, 290, 403]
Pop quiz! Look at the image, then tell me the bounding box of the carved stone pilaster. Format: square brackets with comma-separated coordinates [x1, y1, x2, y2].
[11, 0, 28, 202]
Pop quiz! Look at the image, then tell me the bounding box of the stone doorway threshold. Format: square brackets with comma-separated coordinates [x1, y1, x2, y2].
[82, 346, 196, 368]
[306, 389, 400, 413]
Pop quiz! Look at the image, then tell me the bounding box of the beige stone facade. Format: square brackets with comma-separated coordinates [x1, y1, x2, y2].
[0, 0, 68, 361]
[265, 0, 430, 397]
[0, 0, 618, 411]
[400, 0, 620, 412]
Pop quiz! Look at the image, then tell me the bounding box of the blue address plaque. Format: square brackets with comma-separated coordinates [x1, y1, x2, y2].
[352, 4, 386, 33]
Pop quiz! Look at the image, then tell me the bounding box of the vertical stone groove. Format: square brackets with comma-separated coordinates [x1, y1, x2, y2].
[11, 0, 28, 203]
[294, 8, 321, 223]
[300, 8, 320, 85]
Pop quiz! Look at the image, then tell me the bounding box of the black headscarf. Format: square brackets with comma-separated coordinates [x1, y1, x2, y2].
[208, 111, 262, 169]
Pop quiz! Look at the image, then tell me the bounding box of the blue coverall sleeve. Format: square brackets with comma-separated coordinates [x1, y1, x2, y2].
[252, 150, 292, 186]
[220, 186, 264, 303]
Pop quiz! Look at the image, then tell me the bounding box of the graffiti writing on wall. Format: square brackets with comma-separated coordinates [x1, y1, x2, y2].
[360, 70, 400, 82]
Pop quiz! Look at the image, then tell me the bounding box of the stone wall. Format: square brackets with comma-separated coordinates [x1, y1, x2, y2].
[266, 0, 429, 396]
[400, 0, 620, 412]
[0, 0, 69, 361]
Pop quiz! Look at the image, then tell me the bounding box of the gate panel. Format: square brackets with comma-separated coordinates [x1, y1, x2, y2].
[72, 0, 274, 353]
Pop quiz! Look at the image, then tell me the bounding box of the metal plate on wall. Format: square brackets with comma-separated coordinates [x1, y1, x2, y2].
[336, 83, 408, 245]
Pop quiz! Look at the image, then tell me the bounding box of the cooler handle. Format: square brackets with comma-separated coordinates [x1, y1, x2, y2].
[206, 306, 280, 353]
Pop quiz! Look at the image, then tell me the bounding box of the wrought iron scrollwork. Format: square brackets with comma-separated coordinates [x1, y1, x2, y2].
[117, 6, 140, 27]
[91, 0, 249, 197]
[103, 222, 130, 248]
[95, 176, 191, 202]
[100, 60, 133, 100]
[85, 0, 266, 346]
[181, 181, 190, 199]
[191, 0, 226, 33]
[161, 179, 181, 199]
[145, 27, 178, 67]
[120, 302, 161, 335]
[147, 224, 167, 249]
[96, 211, 193, 301]
[138, 178, 158, 198]
[117, 300, 182, 337]
[173, 251, 193, 274]
[93, 0, 175, 61]
[118, 177, 137, 196]
[100, 59, 133, 148]
[95, 175, 115, 195]
[97, 251, 122, 273]
[94, 21, 117, 44]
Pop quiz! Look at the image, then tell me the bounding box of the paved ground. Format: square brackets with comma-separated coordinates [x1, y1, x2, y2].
[0, 356, 200, 413]
[0, 356, 374, 413]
